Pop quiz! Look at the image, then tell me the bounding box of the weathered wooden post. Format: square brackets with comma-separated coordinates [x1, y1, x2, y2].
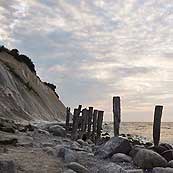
[113, 96, 121, 136]
[153, 105, 163, 147]
[81, 108, 88, 133]
[87, 107, 93, 139]
[72, 105, 82, 140]
[96, 110, 104, 141]
[92, 110, 98, 142]
[66, 107, 70, 131]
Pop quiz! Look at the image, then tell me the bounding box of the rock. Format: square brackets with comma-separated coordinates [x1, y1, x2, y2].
[161, 149, 173, 162]
[43, 147, 56, 156]
[77, 139, 88, 146]
[71, 142, 81, 150]
[98, 162, 126, 173]
[0, 135, 18, 146]
[41, 142, 54, 148]
[67, 162, 88, 173]
[168, 160, 173, 168]
[0, 160, 16, 173]
[38, 129, 50, 136]
[111, 153, 132, 163]
[64, 169, 77, 173]
[48, 125, 66, 137]
[95, 137, 132, 159]
[152, 167, 173, 173]
[17, 142, 33, 147]
[86, 139, 93, 145]
[129, 146, 145, 158]
[133, 149, 167, 169]
[55, 145, 77, 162]
[126, 170, 144, 173]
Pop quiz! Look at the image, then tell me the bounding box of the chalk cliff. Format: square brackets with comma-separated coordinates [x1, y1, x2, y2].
[0, 50, 66, 121]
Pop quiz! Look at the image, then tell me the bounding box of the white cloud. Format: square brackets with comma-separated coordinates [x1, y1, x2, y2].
[0, 0, 173, 121]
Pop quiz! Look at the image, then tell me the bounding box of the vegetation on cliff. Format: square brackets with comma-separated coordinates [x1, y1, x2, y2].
[0, 45, 58, 97]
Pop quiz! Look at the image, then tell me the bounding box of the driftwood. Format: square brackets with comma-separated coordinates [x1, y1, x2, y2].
[153, 105, 163, 146]
[113, 96, 121, 136]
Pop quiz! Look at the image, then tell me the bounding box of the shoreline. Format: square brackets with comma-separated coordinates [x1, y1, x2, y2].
[0, 118, 173, 172]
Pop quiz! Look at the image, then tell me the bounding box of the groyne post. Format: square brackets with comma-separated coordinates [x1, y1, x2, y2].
[153, 105, 163, 146]
[113, 96, 121, 136]
[92, 109, 98, 142]
[65, 107, 70, 131]
[96, 110, 104, 141]
[81, 108, 88, 133]
[72, 105, 82, 140]
[87, 107, 93, 139]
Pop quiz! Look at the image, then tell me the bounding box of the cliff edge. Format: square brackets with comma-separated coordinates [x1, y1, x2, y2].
[0, 48, 66, 121]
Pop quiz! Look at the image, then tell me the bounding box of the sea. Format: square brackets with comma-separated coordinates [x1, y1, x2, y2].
[103, 122, 173, 144]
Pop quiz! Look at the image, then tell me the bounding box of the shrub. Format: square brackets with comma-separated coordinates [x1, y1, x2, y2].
[44, 82, 56, 91]
[0, 45, 36, 74]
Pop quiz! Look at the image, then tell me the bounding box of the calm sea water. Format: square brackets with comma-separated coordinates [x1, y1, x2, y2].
[103, 122, 173, 144]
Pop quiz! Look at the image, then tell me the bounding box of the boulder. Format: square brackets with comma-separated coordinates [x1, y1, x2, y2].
[152, 167, 173, 173]
[168, 160, 173, 168]
[161, 149, 173, 162]
[95, 137, 132, 159]
[48, 125, 66, 137]
[133, 149, 167, 169]
[55, 145, 77, 162]
[98, 162, 126, 173]
[111, 153, 132, 163]
[0, 160, 16, 173]
[67, 162, 88, 173]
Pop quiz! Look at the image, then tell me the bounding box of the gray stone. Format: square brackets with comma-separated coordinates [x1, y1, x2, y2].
[77, 139, 88, 146]
[64, 169, 77, 173]
[67, 162, 88, 173]
[38, 129, 50, 135]
[98, 162, 126, 173]
[168, 160, 173, 168]
[55, 145, 77, 162]
[0, 160, 16, 173]
[49, 125, 66, 137]
[111, 153, 132, 163]
[133, 149, 167, 169]
[43, 147, 56, 156]
[95, 137, 132, 159]
[152, 167, 173, 173]
[126, 170, 144, 173]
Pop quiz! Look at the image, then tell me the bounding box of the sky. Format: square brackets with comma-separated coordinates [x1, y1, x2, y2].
[0, 0, 173, 122]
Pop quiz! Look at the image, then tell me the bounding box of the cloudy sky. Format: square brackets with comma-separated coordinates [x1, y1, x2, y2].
[0, 0, 173, 121]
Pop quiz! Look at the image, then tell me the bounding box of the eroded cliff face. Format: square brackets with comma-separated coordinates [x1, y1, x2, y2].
[0, 52, 66, 121]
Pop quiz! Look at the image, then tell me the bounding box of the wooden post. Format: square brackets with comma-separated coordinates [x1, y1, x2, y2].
[153, 105, 163, 147]
[87, 107, 93, 139]
[81, 108, 88, 133]
[72, 106, 82, 140]
[113, 96, 121, 137]
[96, 111, 104, 141]
[66, 107, 70, 131]
[92, 110, 98, 142]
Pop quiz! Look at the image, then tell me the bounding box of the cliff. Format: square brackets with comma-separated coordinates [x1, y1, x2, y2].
[0, 50, 66, 121]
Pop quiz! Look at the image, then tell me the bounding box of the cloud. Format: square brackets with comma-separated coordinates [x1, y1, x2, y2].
[0, 0, 173, 121]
